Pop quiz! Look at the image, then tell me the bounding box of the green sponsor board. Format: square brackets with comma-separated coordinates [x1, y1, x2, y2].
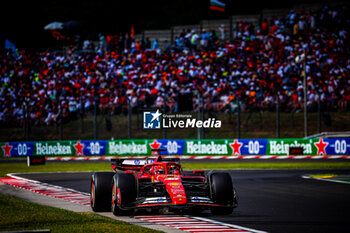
[267, 139, 318, 155]
[185, 140, 229, 155]
[108, 140, 149, 155]
[0, 138, 339, 157]
[35, 141, 74, 156]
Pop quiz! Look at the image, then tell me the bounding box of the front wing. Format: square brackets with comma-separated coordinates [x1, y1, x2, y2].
[122, 196, 234, 209]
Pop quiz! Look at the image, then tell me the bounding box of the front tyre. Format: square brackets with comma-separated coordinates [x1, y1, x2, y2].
[111, 173, 136, 216]
[91, 172, 115, 212]
[210, 172, 236, 215]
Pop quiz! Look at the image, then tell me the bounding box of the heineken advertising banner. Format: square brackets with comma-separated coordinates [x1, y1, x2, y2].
[184, 139, 268, 155]
[155, 139, 185, 155]
[267, 138, 318, 155]
[108, 140, 149, 155]
[1, 138, 350, 157]
[75, 140, 107, 156]
[35, 141, 74, 156]
[267, 138, 350, 155]
[0, 142, 35, 157]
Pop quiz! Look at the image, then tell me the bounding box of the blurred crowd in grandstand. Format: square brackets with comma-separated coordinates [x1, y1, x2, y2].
[1, 4, 350, 126]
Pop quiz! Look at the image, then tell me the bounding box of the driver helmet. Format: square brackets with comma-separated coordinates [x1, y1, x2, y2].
[154, 165, 165, 174]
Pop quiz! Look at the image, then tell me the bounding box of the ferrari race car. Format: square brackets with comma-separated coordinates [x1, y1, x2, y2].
[90, 153, 238, 216]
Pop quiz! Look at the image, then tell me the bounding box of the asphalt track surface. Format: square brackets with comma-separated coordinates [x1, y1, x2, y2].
[17, 169, 350, 233]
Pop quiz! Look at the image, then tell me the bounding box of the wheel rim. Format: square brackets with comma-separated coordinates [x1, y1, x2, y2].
[112, 183, 115, 206]
[116, 187, 121, 204]
[91, 181, 95, 207]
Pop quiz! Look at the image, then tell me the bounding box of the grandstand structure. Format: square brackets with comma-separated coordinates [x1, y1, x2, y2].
[136, 16, 258, 48]
[135, 1, 344, 48]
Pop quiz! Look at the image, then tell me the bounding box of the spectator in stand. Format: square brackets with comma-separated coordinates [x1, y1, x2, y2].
[200, 30, 209, 50]
[0, 4, 349, 128]
[218, 24, 226, 41]
[145, 37, 151, 49]
[261, 19, 269, 35]
[190, 30, 199, 51]
[152, 38, 159, 50]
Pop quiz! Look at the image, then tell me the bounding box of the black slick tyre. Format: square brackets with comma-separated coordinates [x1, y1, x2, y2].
[210, 172, 235, 215]
[90, 172, 115, 212]
[111, 173, 136, 216]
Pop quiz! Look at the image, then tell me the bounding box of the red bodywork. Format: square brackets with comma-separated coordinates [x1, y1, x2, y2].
[111, 156, 220, 209]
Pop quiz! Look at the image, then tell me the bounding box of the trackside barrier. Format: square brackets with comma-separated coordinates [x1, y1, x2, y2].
[1, 138, 350, 157]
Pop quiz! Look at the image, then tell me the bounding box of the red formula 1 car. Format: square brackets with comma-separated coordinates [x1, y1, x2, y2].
[90, 153, 238, 216]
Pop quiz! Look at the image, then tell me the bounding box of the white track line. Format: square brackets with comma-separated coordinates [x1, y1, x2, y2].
[190, 216, 267, 233]
[301, 175, 350, 185]
[136, 215, 267, 233]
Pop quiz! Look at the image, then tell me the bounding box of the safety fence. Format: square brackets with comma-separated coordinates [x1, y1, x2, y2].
[1, 138, 350, 157]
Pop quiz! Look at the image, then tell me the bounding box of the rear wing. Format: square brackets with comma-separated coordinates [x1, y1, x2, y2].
[111, 156, 180, 171]
[155, 156, 180, 164]
[111, 159, 154, 171]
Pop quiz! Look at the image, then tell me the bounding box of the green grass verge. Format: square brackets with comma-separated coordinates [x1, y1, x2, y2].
[309, 174, 339, 178]
[0, 162, 111, 177]
[2, 162, 350, 177]
[0, 193, 161, 233]
[307, 173, 350, 183]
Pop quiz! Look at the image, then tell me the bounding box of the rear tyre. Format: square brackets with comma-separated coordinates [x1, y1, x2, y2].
[210, 172, 236, 215]
[112, 173, 137, 216]
[91, 172, 115, 212]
